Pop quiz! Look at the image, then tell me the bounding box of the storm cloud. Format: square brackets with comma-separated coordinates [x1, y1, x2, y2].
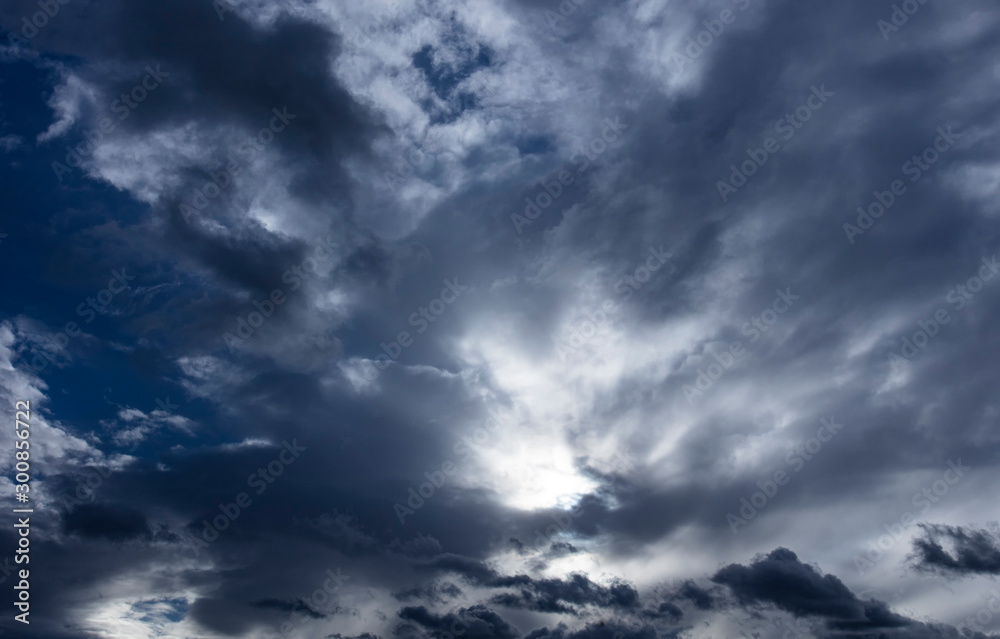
[1, 0, 1000, 636]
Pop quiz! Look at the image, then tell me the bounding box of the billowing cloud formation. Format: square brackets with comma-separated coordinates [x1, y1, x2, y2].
[713, 548, 910, 630]
[710, 548, 990, 639]
[1, 0, 1000, 636]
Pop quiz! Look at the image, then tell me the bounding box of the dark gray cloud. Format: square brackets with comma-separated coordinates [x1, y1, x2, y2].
[61, 502, 152, 542]
[710, 548, 992, 639]
[910, 524, 1000, 577]
[523, 622, 662, 639]
[417, 554, 640, 615]
[673, 580, 714, 611]
[712, 548, 910, 628]
[398, 604, 520, 639]
[2, 0, 1000, 635]
[487, 574, 639, 614]
[252, 597, 329, 619]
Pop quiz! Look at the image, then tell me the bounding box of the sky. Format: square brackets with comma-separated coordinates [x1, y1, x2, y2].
[1, 0, 1000, 637]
